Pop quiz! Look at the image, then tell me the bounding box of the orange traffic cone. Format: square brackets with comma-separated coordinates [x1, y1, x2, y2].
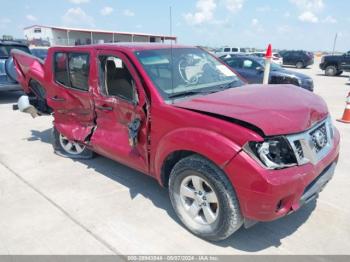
[337, 92, 350, 123]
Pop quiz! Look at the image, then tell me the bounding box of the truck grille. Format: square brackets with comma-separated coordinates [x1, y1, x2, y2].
[294, 140, 304, 159]
[287, 117, 334, 165]
[310, 124, 328, 153]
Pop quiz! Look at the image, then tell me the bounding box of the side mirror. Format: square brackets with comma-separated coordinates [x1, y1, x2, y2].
[256, 66, 264, 72]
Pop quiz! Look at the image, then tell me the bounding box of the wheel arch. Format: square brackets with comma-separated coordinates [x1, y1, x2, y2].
[325, 62, 339, 69]
[26, 78, 52, 114]
[155, 128, 242, 187]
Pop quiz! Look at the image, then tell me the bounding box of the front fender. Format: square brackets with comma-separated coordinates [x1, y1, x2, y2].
[154, 127, 242, 181]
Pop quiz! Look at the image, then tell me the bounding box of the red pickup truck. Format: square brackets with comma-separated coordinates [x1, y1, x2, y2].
[12, 44, 340, 241]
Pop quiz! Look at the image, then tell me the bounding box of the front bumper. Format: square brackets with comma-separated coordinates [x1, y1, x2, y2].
[224, 128, 340, 222]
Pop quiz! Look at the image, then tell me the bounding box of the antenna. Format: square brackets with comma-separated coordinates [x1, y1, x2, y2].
[170, 6, 175, 104]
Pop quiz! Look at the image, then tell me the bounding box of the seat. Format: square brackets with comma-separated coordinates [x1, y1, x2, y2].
[106, 60, 134, 100]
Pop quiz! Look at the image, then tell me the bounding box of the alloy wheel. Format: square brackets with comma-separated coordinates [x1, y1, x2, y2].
[58, 134, 85, 155]
[179, 175, 219, 225]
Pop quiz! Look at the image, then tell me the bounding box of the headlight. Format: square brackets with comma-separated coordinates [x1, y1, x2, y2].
[244, 137, 298, 169]
[297, 78, 302, 86]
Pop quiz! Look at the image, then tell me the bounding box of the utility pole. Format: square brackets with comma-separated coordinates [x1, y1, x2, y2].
[332, 33, 338, 55]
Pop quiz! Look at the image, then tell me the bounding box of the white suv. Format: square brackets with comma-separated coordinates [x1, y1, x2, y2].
[215, 47, 250, 57]
[251, 52, 283, 65]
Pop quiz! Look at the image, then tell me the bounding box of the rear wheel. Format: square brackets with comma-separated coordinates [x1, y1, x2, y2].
[296, 61, 304, 69]
[169, 155, 243, 241]
[325, 65, 337, 76]
[52, 127, 93, 159]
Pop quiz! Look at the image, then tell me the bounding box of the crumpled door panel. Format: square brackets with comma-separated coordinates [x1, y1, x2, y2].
[54, 122, 94, 142]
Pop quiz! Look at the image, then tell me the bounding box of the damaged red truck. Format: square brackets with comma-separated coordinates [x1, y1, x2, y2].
[12, 44, 340, 241]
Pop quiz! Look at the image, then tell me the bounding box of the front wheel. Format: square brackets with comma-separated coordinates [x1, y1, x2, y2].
[169, 155, 243, 241]
[325, 65, 337, 76]
[296, 61, 304, 69]
[52, 127, 93, 159]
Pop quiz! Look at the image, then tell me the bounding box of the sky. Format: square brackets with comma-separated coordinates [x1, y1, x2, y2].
[0, 0, 349, 51]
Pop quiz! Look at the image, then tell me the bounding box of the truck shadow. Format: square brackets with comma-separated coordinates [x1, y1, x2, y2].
[217, 201, 316, 251]
[27, 128, 317, 252]
[316, 74, 350, 78]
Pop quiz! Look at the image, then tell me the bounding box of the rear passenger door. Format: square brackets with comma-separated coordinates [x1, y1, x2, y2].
[282, 52, 292, 65]
[47, 51, 95, 142]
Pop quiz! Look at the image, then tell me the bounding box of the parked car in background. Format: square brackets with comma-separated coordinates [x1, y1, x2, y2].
[0, 41, 31, 92]
[30, 47, 49, 60]
[280, 50, 314, 68]
[251, 52, 283, 65]
[319, 51, 350, 76]
[218, 53, 247, 60]
[215, 47, 250, 57]
[12, 44, 339, 241]
[221, 55, 314, 91]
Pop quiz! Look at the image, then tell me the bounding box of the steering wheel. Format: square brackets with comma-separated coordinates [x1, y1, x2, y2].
[178, 56, 200, 85]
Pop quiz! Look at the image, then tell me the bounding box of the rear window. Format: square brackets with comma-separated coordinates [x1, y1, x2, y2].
[54, 52, 90, 91]
[0, 45, 31, 58]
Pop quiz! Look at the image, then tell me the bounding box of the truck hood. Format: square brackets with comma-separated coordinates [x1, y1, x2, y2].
[275, 68, 311, 81]
[173, 84, 328, 136]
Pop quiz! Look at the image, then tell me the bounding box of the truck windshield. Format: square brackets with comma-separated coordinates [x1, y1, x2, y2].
[135, 48, 243, 100]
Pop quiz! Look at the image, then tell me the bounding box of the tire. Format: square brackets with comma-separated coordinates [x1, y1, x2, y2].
[336, 70, 343, 76]
[325, 65, 337, 76]
[296, 61, 304, 69]
[169, 155, 243, 241]
[29, 80, 52, 115]
[51, 127, 93, 159]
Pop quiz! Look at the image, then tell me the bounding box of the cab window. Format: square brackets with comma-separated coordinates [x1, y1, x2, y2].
[68, 53, 89, 91]
[54, 53, 70, 87]
[99, 56, 135, 102]
[54, 52, 90, 91]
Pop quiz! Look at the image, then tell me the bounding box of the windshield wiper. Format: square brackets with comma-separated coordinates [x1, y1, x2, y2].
[210, 80, 242, 92]
[168, 90, 210, 99]
[168, 80, 241, 99]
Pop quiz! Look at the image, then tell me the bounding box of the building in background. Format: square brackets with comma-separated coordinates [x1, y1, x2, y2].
[24, 25, 177, 47]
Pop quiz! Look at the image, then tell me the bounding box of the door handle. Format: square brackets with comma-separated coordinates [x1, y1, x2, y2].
[96, 105, 113, 111]
[51, 96, 65, 102]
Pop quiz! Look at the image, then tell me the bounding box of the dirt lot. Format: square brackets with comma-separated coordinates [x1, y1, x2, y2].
[0, 59, 350, 255]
